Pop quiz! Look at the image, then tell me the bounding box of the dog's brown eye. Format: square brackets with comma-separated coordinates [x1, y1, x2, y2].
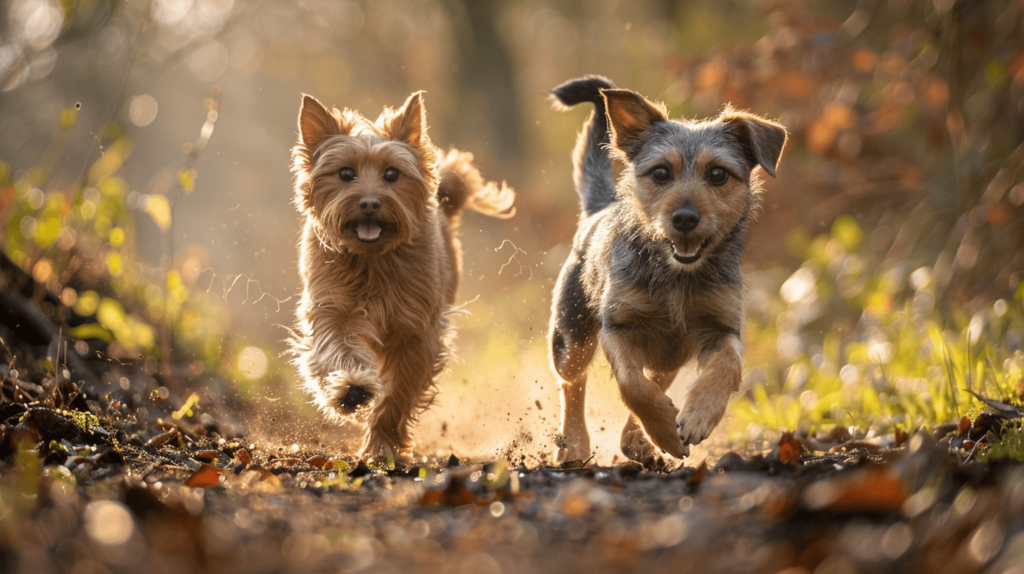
[383, 167, 400, 183]
[652, 166, 671, 184]
[339, 168, 356, 181]
[707, 167, 728, 186]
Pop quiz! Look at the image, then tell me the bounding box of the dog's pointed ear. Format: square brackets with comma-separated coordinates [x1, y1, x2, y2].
[298, 94, 340, 148]
[719, 108, 788, 178]
[601, 88, 668, 158]
[383, 91, 429, 148]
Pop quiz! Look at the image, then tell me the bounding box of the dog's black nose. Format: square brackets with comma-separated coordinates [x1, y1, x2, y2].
[359, 197, 381, 215]
[672, 208, 700, 233]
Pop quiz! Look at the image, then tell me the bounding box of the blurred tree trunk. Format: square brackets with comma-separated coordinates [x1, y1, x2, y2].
[443, 0, 523, 165]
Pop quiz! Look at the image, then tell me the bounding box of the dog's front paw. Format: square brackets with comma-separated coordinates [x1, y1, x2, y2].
[621, 421, 659, 464]
[324, 369, 383, 415]
[676, 406, 724, 446]
[629, 395, 689, 459]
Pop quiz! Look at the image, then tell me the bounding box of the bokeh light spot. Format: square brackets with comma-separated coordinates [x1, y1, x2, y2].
[238, 346, 268, 380]
[83, 500, 135, 546]
[129, 94, 158, 127]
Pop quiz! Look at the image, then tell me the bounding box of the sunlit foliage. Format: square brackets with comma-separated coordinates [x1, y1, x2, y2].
[732, 217, 1024, 440]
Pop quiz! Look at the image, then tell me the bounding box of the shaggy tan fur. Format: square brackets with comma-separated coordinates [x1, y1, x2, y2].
[290, 92, 514, 460]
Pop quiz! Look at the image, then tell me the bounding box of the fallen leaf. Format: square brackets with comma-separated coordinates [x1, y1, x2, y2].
[306, 455, 329, 469]
[235, 448, 252, 466]
[967, 391, 1024, 419]
[272, 457, 301, 467]
[193, 450, 219, 462]
[147, 429, 179, 448]
[958, 415, 971, 435]
[778, 432, 803, 464]
[185, 464, 223, 488]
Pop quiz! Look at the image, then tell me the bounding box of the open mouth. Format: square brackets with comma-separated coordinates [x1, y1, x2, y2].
[347, 220, 385, 243]
[672, 238, 709, 265]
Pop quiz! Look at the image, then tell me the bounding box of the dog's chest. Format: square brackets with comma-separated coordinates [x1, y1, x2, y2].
[339, 266, 441, 332]
[604, 287, 698, 367]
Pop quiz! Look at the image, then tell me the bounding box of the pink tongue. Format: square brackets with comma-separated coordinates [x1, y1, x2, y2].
[674, 244, 700, 258]
[356, 222, 381, 242]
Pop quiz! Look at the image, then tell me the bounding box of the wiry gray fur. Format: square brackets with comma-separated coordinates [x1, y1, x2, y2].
[548, 77, 787, 465]
[551, 76, 616, 215]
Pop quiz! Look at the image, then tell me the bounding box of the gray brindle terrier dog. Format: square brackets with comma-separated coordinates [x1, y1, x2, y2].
[547, 76, 787, 464]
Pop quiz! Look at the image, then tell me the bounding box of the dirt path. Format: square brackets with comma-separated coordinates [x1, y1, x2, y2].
[3, 386, 1024, 574]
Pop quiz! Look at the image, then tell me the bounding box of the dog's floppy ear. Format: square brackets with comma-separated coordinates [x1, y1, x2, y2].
[601, 88, 668, 158]
[298, 94, 340, 149]
[719, 108, 788, 178]
[382, 91, 429, 148]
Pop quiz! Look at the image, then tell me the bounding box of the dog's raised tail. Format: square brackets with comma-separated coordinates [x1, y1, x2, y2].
[436, 148, 515, 220]
[551, 75, 616, 215]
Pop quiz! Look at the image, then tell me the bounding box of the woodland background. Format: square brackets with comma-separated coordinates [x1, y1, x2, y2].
[2, 0, 1023, 460]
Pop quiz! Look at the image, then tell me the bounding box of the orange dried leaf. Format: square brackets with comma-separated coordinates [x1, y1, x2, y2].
[186, 464, 223, 488]
[958, 416, 971, 435]
[778, 432, 803, 464]
[193, 450, 219, 462]
[235, 448, 252, 466]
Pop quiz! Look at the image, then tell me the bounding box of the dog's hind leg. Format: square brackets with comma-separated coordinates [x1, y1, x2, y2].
[549, 259, 598, 465]
[620, 368, 679, 464]
[677, 333, 742, 446]
[602, 329, 689, 459]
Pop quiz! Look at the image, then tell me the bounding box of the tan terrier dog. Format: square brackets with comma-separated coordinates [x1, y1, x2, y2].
[548, 77, 786, 465]
[291, 92, 514, 460]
